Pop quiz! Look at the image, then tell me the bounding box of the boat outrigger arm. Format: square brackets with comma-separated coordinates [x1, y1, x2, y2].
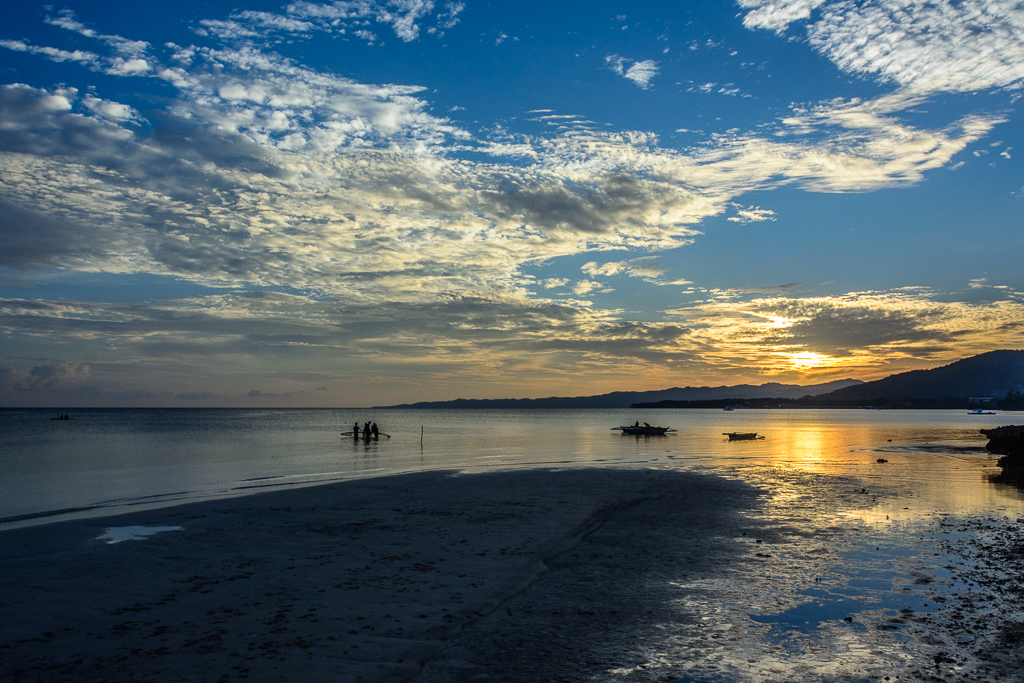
[612, 425, 677, 435]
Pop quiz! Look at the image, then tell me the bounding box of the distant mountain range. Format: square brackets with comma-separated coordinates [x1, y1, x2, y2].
[376, 379, 863, 410]
[633, 350, 1024, 409]
[381, 350, 1024, 410]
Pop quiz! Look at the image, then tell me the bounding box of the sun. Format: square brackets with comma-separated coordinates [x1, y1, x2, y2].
[784, 351, 838, 370]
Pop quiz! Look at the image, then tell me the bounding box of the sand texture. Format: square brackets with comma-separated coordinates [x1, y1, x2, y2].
[5, 465, 1024, 682]
[0, 468, 759, 683]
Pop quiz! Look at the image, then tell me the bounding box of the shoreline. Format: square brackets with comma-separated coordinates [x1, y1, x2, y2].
[0, 467, 762, 683]
[6, 461, 1024, 682]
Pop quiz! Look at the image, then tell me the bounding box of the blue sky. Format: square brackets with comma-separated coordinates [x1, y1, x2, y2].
[1, 0, 1022, 406]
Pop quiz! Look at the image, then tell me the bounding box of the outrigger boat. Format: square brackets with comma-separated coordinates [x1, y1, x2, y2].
[341, 430, 391, 439]
[613, 425, 676, 436]
[724, 432, 763, 441]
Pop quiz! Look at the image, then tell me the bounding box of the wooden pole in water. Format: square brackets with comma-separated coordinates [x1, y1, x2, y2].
[420, 425, 424, 447]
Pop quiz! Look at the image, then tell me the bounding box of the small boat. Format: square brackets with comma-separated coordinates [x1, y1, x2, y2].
[341, 430, 391, 439]
[967, 409, 996, 415]
[724, 432, 763, 441]
[613, 425, 676, 436]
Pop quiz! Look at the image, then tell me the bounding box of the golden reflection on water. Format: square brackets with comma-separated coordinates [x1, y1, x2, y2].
[672, 409, 1024, 523]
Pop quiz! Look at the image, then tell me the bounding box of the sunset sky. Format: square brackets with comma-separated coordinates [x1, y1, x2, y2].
[1, 0, 1022, 406]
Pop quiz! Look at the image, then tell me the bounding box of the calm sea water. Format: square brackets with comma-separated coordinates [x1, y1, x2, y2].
[1, 407, 1022, 528]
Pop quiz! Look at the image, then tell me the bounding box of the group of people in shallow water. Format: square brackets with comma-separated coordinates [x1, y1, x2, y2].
[352, 421, 380, 439]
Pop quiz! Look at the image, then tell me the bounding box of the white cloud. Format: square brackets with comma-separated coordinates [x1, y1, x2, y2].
[81, 95, 141, 122]
[280, 1, 457, 43]
[107, 57, 151, 75]
[46, 10, 150, 58]
[198, 11, 316, 41]
[727, 205, 776, 223]
[811, 0, 1024, 92]
[737, 0, 828, 32]
[605, 55, 659, 88]
[572, 280, 603, 295]
[0, 9, 1016, 400]
[624, 60, 659, 89]
[0, 39, 100, 67]
[740, 0, 1024, 94]
[581, 257, 666, 281]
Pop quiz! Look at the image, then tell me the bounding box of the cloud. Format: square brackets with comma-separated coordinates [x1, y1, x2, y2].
[4, 284, 1021, 403]
[0, 362, 90, 391]
[0, 39, 101, 68]
[727, 204, 776, 223]
[81, 95, 142, 122]
[624, 60, 659, 89]
[45, 10, 150, 58]
[197, 11, 317, 41]
[811, 0, 1024, 93]
[571, 280, 603, 295]
[666, 287, 1024, 373]
[0, 7, 1018, 402]
[740, 0, 1024, 94]
[738, 0, 828, 32]
[605, 55, 659, 88]
[581, 257, 666, 282]
[200, 1, 464, 44]
[0, 76, 997, 306]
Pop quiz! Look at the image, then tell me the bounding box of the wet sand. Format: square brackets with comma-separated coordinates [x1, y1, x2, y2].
[3, 464, 1024, 682]
[0, 467, 760, 683]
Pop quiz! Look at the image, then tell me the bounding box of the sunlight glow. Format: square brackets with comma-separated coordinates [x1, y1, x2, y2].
[783, 351, 842, 369]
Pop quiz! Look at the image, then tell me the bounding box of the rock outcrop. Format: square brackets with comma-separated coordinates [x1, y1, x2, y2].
[981, 426, 1024, 471]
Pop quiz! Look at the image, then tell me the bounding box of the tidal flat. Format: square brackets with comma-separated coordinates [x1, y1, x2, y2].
[3, 453, 1024, 683]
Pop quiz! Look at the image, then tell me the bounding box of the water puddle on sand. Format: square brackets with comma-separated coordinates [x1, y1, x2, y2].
[96, 525, 183, 544]
[655, 452, 1024, 683]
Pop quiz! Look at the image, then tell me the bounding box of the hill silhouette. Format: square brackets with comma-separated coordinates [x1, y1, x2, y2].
[821, 350, 1024, 403]
[377, 379, 862, 410]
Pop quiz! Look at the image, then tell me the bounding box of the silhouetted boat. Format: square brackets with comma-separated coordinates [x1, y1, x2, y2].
[341, 430, 391, 439]
[967, 409, 996, 415]
[612, 425, 676, 436]
[724, 432, 763, 441]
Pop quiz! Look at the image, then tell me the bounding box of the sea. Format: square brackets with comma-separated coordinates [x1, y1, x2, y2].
[2, 406, 1021, 528]
[5, 406, 1024, 679]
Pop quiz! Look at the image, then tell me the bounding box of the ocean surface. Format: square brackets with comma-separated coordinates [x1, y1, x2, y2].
[2, 407, 1022, 528]
[6, 406, 1024, 679]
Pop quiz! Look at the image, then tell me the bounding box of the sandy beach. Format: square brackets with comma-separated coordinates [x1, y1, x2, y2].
[0, 467, 762, 682]
[3, 464, 1024, 682]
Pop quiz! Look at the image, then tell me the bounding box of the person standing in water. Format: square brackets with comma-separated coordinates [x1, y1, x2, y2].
[352, 422, 360, 437]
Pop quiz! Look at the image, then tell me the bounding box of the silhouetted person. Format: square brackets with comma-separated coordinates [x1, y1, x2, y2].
[364, 422, 371, 439]
[371, 423, 379, 439]
[352, 422, 360, 438]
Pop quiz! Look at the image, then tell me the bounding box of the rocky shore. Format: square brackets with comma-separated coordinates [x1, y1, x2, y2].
[982, 425, 1024, 475]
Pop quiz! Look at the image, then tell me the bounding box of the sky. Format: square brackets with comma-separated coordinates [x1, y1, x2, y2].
[0, 0, 1022, 407]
